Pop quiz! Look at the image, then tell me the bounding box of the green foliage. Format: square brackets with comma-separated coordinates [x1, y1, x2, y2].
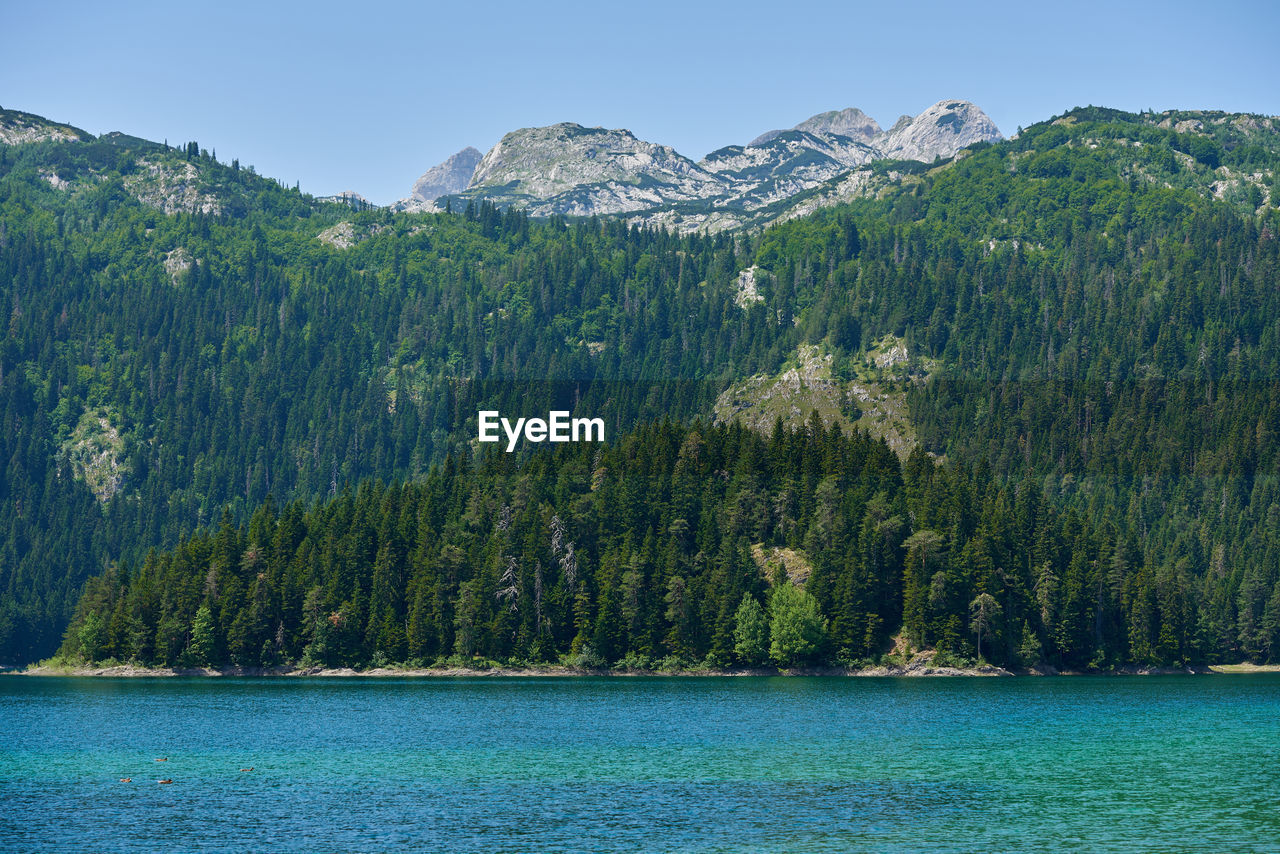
[732, 594, 770, 666]
[969, 593, 1001, 662]
[1017, 620, 1043, 668]
[768, 582, 827, 667]
[75, 611, 107, 663]
[186, 605, 216, 667]
[0, 131, 801, 663]
[52, 420, 905, 670]
[7, 105, 1280, 672]
[562, 644, 605, 670]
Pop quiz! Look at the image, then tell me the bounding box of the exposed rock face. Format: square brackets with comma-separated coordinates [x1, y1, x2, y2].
[0, 107, 87, 145]
[317, 222, 357, 249]
[750, 107, 882, 146]
[40, 171, 70, 191]
[58, 408, 128, 503]
[706, 130, 877, 177]
[714, 344, 853, 434]
[411, 147, 482, 202]
[410, 100, 1002, 228]
[715, 337, 935, 459]
[466, 123, 723, 216]
[734, 266, 767, 308]
[123, 158, 221, 215]
[752, 100, 1003, 166]
[391, 197, 442, 214]
[163, 247, 192, 286]
[701, 131, 878, 210]
[877, 99, 1003, 162]
[796, 107, 883, 142]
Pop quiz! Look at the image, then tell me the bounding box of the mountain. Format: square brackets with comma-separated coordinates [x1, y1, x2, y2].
[750, 106, 883, 146]
[0, 106, 88, 146]
[877, 99, 1003, 162]
[3, 103, 1280, 671]
[455, 123, 724, 217]
[409, 146, 482, 204]
[425, 99, 1003, 228]
[697, 130, 879, 211]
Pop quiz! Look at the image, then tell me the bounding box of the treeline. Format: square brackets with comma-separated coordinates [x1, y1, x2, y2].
[58, 420, 1280, 670]
[6, 105, 1280, 664]
[0, 135, 801, 661]
[746, 111, 1280, 666]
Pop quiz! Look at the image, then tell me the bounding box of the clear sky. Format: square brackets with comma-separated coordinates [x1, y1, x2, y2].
[4, 0, 1278, 205]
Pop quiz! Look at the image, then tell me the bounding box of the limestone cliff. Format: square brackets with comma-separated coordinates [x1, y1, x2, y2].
[411, 146, 482, 202]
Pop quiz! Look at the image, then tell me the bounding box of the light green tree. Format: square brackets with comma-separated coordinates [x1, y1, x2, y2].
[769, 582, 827, 667]
[187, 605, 216, 667]
[76, 611, 107, 662]
[1017, 619, 1042, 667]
[733, 594, 770, 666]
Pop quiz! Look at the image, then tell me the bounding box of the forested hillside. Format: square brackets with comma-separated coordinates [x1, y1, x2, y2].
[4, 104, 1280, 667]
[0, 129, 799, 662]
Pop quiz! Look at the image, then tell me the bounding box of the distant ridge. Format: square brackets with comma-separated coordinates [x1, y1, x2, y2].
[397, 100, 1003, 229]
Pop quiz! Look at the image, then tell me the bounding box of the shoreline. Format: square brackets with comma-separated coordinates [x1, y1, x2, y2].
[7, 661, 1275, 679]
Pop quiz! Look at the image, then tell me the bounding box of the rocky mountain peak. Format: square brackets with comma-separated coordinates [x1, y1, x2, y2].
[411, 146, 482, 203]
[404, 100, 1002, 227]
[878, 99, 1003, 162]
[795, 107, 882, 141]
[750, 107, 883, 147]
[463, 123, 723, 216]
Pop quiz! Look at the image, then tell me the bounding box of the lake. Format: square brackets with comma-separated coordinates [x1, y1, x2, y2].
[2, 675, 1278, 851]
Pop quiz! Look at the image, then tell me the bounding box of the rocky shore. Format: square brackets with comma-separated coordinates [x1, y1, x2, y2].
[10, 657, 1270, 679]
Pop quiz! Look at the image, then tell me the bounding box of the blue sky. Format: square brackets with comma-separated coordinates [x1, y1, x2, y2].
[4, 0, 1278, 204]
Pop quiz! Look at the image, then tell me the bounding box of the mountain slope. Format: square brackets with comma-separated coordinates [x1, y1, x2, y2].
[3, 103, 1280, 668]
[417, 100, 1003, 226]
[460, 123, 725, 216]
[409, 146, 482, 204]
[0, 106, 88, 145]
[0, 122, 796, 662]
[877, 99, 1002, 161]
[750, 107, 883, 146]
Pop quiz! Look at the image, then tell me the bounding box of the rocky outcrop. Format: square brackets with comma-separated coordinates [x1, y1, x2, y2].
[411, 147, 482, 202]
[796, 107, 883, 142]
[424, 100, 1000, 227]
[163, 247, 192, 286]
[40, 171, 70, 191]
[317, 221, 357, 249]
[0, 107, 87, 146]
[750, 107, 882, 146]
[733, 266, 767, 308]
[123, 158, 221, 215]
[57, 408, 128, 503]
[705, 130, 878, 179]
[464, 123, 724, 216]
[877, 99, 1003, 162]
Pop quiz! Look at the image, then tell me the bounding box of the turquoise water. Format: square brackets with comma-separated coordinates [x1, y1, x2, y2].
[2, 675, 1278, 852]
